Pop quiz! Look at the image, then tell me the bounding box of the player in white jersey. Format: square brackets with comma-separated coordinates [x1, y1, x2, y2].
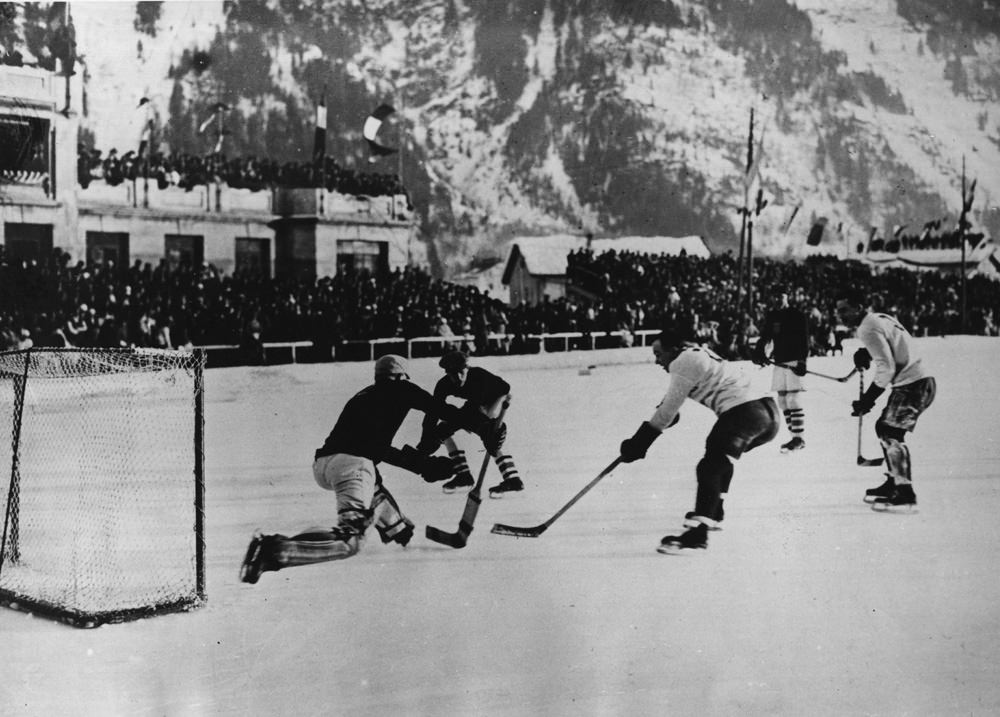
[836, 291, 936, 511]
[618, 325, 780, 553]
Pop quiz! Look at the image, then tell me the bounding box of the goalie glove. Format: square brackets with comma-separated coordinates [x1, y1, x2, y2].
[853, 347, 872, 371]
[619, 421, 661, 463]
[851, 384, 885, 416]
[792, 360, 807, 377]
[751, 340, 769, 367]
[383, 445, 455, 483]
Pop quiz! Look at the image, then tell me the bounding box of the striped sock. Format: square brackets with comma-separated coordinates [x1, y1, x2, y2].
[784, 408, 804, 437]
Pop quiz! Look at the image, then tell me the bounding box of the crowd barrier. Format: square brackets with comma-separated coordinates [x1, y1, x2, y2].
[196, 330, 663, 368]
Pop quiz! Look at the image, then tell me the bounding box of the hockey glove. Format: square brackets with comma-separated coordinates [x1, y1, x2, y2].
[792, 360, 807, 377]
[750, 340, 769, 367]
[851, 384, 885, 417]
[420, 455, 454, 483]
[619, 421, 661, 463]
[383, 445, 425, 473]
[853, 347, 872, 371]
[484, 421, 507, 456]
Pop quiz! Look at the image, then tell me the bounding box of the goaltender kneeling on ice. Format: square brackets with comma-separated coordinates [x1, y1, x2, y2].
[238, 355, 493, 585]
[617, 324, 780, 554]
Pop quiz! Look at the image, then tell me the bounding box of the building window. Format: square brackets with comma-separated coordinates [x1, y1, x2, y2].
[0, 114, 50, 190]
[3, 222, 53, 262]
[164, 234, 204, 270]
[86, 231, 129, 272]
[336, 239, 386, 275]
[236, 237, 270, 278]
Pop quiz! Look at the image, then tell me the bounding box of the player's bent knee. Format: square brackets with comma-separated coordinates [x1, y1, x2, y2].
[696, 451, 733, 485]
[875, 421, 906, 442]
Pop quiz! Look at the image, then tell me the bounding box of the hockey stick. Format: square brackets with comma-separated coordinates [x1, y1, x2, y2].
[425, 405, 507, 549]
[491, 457, 623, 538]
[768, 360, 858, 383]
[856, 372, 885, 467]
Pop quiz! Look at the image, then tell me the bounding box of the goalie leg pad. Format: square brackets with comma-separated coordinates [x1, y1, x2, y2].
[278, 530, 363, 566]
[371, 485, 414, 546]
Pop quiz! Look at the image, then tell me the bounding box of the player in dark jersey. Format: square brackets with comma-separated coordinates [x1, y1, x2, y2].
[418, 350, 523, 497]
[239, 355, 480, 584]
[752, 292, 810, 453]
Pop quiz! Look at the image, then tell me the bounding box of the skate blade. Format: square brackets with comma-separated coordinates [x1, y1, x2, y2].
[862, 496, 883, 504]
[656, 542, 706, 555]
[442, 486, 472, 494]
[871, 502, 918, 514]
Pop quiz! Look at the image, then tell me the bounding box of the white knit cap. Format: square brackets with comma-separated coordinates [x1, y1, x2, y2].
[374, 354, 409, 379]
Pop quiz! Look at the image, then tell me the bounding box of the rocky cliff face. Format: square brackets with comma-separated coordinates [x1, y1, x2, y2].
[13, 0, 1000, 274]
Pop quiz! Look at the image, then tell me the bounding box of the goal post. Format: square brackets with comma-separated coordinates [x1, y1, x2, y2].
[0, 347, 206, 627]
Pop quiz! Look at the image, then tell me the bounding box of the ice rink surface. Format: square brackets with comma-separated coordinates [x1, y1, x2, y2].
[4, 337, 999, 716]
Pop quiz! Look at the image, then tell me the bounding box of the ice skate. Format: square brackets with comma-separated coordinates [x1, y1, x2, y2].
[864, 475, 894, 504]
[871, 484, 917, 513]
[239, 531, 277, 585]
[780, 436, 805, 453]
[488, 477, 524, 498]
[657, 522, 709, 554]
[442, 472, 474, 493]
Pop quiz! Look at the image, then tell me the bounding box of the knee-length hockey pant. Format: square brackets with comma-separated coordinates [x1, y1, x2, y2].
[268, 453, 411, 568]
[693, 397, 780, 520]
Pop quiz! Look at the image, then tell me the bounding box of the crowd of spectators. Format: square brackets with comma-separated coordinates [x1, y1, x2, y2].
[2, 243, 998, 364]
[863, 227, 987, 254]
[77, 147, 406, 198]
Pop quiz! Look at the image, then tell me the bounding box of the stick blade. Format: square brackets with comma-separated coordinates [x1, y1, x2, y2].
[857, 457, 885, 467]
[425, 524, 468, 548]
[490, 523, 544, 538]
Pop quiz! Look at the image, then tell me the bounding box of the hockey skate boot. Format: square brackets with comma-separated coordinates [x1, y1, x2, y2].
[864, 475, 895, 504]
[871, 483, 917, 513]
[780, 436, 805, 453]
[442, 472, 474, 493]
[239, 531, 279, 584]
[489, 477, 524, 498]
[657, 522, 709, 554]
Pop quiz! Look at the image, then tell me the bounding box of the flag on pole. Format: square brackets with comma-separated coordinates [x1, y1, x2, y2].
[313, 95, 327, 165]
[806, 217, 828, 246]
[363, 104, 398, 160]
[742, 116, 766, 191]
[137, 119, 153, 159]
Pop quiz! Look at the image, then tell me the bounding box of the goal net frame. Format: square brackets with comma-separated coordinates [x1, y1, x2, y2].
[0, 347, 206, 627]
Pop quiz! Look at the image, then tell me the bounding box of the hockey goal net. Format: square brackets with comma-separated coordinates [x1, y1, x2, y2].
[0, 348, 206, 627]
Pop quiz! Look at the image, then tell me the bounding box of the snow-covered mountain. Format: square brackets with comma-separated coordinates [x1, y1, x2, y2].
[15, 0, 1000, 274]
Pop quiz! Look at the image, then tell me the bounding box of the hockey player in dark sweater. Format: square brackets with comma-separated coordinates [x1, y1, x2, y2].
[752, 292, 810, 453]
[419, 350, 524, 497]
[239, 355, 483, 584]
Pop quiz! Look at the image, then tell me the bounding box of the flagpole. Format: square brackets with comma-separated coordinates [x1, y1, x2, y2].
[735, 107, 754, 349]
[960, 155, 969, 332]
